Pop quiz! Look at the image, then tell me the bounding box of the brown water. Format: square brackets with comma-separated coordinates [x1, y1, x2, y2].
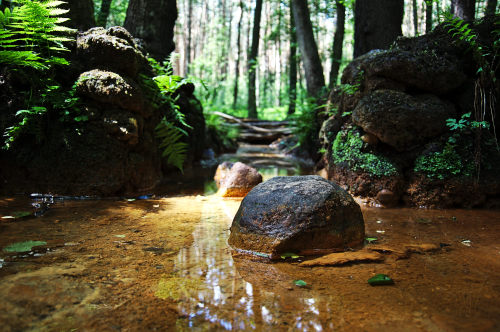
[0, 145, 499, 331]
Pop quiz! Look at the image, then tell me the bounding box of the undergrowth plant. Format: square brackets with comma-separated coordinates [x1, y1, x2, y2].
[0, 0, 74, 69]
[443, 13, 499, 179]
[331, 127, 399, 177]
[148, 56, 193, 172]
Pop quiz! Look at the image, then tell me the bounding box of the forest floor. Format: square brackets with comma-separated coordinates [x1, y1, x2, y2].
[0, 193, 499, 331]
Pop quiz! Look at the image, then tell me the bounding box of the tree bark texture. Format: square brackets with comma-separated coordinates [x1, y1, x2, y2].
[291, 0, 325, 98]
[485, 0, 498, 15]
[64, 0, 95, 31]
[329, 0, 345, 88]
[425, 0, 433, 33]
[288, 1, 297, 115]
[247, 0, 263, 119]
[413, 0, 418, 35]
[186, 0, 193, 74]
[233, 0, 244, 109]
[353, 0, 404, 58]
[97, 0, 113, 27]
[451, 0, 476, 21]
[124, 0, 178, 61]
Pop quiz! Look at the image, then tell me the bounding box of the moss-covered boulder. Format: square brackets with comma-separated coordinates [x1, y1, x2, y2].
[228, 176, 365, 259]
[352, 90, 456, 151]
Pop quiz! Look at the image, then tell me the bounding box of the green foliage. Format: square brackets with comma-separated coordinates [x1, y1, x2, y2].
[155, 119, 189, 173]
[290, 97, 324, 149]
[0, 0, 74, 69]
[331, 127, 398, 177]
[3, 80, 85, 149]
[3, 240, 46, 252]
[413, 113, 489, 180]
[147, 56, 194, 172]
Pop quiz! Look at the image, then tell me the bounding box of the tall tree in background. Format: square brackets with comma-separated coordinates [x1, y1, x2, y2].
[329, 0, 345, 88]
[451, 0, 476, 21]
[124, 0, 177, 61]
[248, 0, 263, 119]
[425, 0, 433, 33]
[485, 0, 498, 15]
[233, 0, 244, 109]
[97, 0, 113, 27]
[64, 0, 95, 31]
[291, 0, 325, 98]
[185, 0, 193, 74]
[288, 1, 297, 115]
[412, 0, 418, 35]
[354, 0, 404, 58]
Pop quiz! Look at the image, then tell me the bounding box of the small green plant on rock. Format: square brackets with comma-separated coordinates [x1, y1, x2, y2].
[331, 127, 398, 177]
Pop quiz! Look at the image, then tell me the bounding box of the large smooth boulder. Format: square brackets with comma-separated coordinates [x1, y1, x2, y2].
[228, 176, 365, 258]
[352, 90, 456, 151]
[214, 162, 262, 197]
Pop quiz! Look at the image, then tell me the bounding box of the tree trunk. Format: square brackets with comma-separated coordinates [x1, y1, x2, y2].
[185, 0, 193, 74]
[413, 0, 418, 35]
[451, 0, 476, 21]
[485, 0, 498, 15]
[64, 0, 95, 31]
[353, 0, 404, 58]
[248, 0, 263, 119]
[425, 0, 433, 33]
[288, 1, 297, 115]
[329, 0, 345, 88]
[124, 0, 178, 61]
[97, 0, 113, 27]
[291, 0, 325, 99]
[233, 0, 244, 109]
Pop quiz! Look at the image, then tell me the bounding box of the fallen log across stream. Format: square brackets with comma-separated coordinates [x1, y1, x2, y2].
[212, 111, 294, 143]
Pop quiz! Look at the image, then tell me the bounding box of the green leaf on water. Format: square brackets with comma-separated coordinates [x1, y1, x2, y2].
[114, 234, 126, 238]
[13, 211, 32, 218]
[281, 252, 301, 259]
[294, 280, 307, 287]
[368, 274, 394, 286]
[3, 240, 47, 252]
[365, 237, 378, 244]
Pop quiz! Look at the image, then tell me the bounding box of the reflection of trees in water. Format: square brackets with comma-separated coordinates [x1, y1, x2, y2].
[171, 198, 343, 331]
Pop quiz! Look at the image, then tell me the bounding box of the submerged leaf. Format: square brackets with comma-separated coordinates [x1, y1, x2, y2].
[365, 237, 378, 244]
[294, 280, 307, 287]
[3, 240, 47, 252]
[367, 274, 394, 286]
[280, 252, 301, 259]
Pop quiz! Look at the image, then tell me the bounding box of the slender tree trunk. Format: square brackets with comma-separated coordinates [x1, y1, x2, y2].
[329, 0, 345, 88]
[354, 0, 404, 58]
[233, 0, 244, 109]
[291, 0, 325, 98]
[288, 1, 297, 115]
[425, 0, 433, 33]
[413, 0, 418, 35]
[248, 0, 263, 119]
[451, 0, 476, 21]
[97, 0, 113, 27]
[124, 0, 178, 61]
[64, 0, 95, 31]
[185, 0, 193, 74]
[485, 0, 498, 15]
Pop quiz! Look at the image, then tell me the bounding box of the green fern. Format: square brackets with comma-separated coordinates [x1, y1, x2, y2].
[0, 0, 74, 69]
[155, 119, 189, 172]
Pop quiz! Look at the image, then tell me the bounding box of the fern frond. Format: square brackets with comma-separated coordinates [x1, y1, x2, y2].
[155, 119, 188, 172]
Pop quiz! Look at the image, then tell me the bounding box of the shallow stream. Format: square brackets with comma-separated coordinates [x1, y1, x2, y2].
[0, 144, 499, 331]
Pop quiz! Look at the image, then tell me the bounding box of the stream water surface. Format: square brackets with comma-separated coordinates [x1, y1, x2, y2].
[0, 145, 499, 331]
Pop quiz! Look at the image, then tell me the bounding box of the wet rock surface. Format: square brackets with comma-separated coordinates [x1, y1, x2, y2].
[214, 162, 262, 197]
[228, 175, 365, 258]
